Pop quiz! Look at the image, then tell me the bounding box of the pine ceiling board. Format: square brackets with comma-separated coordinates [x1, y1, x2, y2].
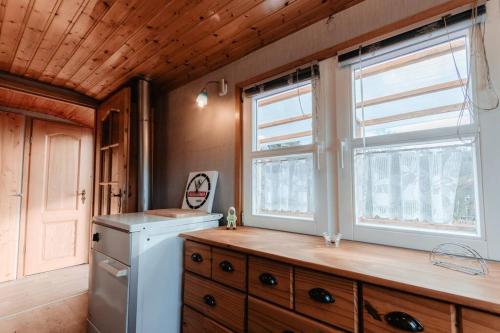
[0, 86, 94, 127]
[24, 0, 89, 79]
[37, 0, 116, 82]
[158, 0, 329, 87]
[0, 0, 7, 37]
[81, 0, 255, 97]
[0, 0, 365, 99]
[90, 0, 292, 99]
[10, 0, 61, 75]
[149, 0, 292, 81]
[80, 0, 234, 96]
[164, 0, 359, 89]
[50, 0, 139, 88]
[0, 0, 33, 70]
[66, 0, 169, 89]
[67, 0, 195, 92]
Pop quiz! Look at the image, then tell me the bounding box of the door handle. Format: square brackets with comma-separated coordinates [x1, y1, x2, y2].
[98, 260, 127, 278]
[78, 189, 86, 204]
[112, 189, 123, 213]
[8, 193, 23, 197]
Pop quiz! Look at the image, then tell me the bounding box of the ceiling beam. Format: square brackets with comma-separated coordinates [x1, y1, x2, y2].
[0, 71, 98, 108]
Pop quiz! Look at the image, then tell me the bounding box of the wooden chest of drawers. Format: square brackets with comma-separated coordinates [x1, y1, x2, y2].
[181, 229, 500, 333]
[183, 240, 359, 332]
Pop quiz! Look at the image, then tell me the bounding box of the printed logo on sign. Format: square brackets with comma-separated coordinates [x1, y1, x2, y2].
[187, 191, 208, 198]
[185, 173, 211, 209]
[182, 171, 218, 213]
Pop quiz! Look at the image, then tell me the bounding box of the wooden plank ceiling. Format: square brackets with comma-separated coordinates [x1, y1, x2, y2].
[0, 87, 94, 127]
[0, 0, 362, 101]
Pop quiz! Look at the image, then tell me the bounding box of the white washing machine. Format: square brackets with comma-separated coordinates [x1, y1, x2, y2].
[87, 212, 221, 333]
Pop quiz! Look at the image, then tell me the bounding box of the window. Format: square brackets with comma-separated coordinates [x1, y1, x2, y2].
[243, 69, 327, 235]
[337, 26, 488, 252]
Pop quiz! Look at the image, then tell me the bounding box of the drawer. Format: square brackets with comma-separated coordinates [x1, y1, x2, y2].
[185, 240, 212, 278]
[248, 256, 293, 309]
[295, 268, 356, 331]
[363, 284, 455, 333]
[92, 223, 130, 265]
[462, 307, 500, 333]
[182, 306, 233, 333]
[212, 247, 247, 291]
[248, 296, 342, 333]
[183, 272, 245, 332]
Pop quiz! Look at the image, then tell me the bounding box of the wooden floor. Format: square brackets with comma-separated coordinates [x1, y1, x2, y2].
[0, 264, 89, 332]
[0, 293, 87, 333]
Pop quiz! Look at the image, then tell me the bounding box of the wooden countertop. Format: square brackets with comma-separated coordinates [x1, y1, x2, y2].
[180, 227, 500, 315]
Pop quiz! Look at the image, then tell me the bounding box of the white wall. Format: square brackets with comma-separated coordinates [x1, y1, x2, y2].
[153, 0, 479, 215]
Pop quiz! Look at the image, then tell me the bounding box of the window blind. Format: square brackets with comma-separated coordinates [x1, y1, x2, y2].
[338, 5, 486, 66]
[243, 64, 319, 97]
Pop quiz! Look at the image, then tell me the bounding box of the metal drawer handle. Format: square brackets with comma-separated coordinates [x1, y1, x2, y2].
[219, 260, 234, 272]
[259, 272, 278, 286]
[98, 260, 127, 278]
[309, 288, 335, 304]
[385, 311, 424, 332]
[191, 252, 203, 262]
[203, 294, 216, 307]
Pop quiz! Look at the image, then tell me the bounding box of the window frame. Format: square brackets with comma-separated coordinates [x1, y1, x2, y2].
[242, 76, 328, 235]
[336, 26, 489, 255]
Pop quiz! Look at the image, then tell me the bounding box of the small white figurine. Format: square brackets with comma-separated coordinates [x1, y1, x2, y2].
[322, 232, 343, 247]
[226, 206, 237, 230]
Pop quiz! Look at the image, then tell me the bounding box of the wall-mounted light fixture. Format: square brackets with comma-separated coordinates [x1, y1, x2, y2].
[196, 79, 228, 108]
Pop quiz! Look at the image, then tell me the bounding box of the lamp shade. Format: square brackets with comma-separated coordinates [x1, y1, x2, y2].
[196, 90, 208, 108]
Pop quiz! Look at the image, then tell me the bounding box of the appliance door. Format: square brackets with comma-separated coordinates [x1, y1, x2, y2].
[89, 249, 130, 333]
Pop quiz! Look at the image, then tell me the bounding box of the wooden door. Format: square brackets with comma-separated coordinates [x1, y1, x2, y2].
[0, 112, 25, 282]
[24, 120, 93, 275]
[94, 87, 136, 216]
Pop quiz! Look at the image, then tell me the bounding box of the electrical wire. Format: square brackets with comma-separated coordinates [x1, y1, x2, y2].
[358, 45, 367, 150]
[444, 2, 499, 141]
[295, 68, 306, 116]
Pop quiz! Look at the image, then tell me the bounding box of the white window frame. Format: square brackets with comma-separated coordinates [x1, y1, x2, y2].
[242, 72, 328, 235]
[336, 26, 491, 255]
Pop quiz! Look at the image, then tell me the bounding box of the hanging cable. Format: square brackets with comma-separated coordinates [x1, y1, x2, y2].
[295, 68, 306, 116]
[358, 45, 367, 150]
[443, 2, 499, 141]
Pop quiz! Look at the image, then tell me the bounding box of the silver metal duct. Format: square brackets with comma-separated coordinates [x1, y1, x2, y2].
[138, 79, 152, 211]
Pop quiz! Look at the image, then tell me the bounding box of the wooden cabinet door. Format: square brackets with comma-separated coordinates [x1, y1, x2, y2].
[24, 120, 93, 275]
[0, 111, 25, 282]
[94, 87, 135, 216]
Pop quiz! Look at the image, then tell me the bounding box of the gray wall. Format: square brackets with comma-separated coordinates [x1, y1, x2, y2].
[152, 0, 453, 215]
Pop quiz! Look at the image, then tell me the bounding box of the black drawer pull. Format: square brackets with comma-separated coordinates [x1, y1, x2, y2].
[283, 330, 294, 333]
[308, 288, 335, 304]
[219, 260, 234, 272]
[259, 272, 278, 286]
[191, 252, 203, 262]
[203, 294, 216, 307]
[385, 311, 424, 332]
